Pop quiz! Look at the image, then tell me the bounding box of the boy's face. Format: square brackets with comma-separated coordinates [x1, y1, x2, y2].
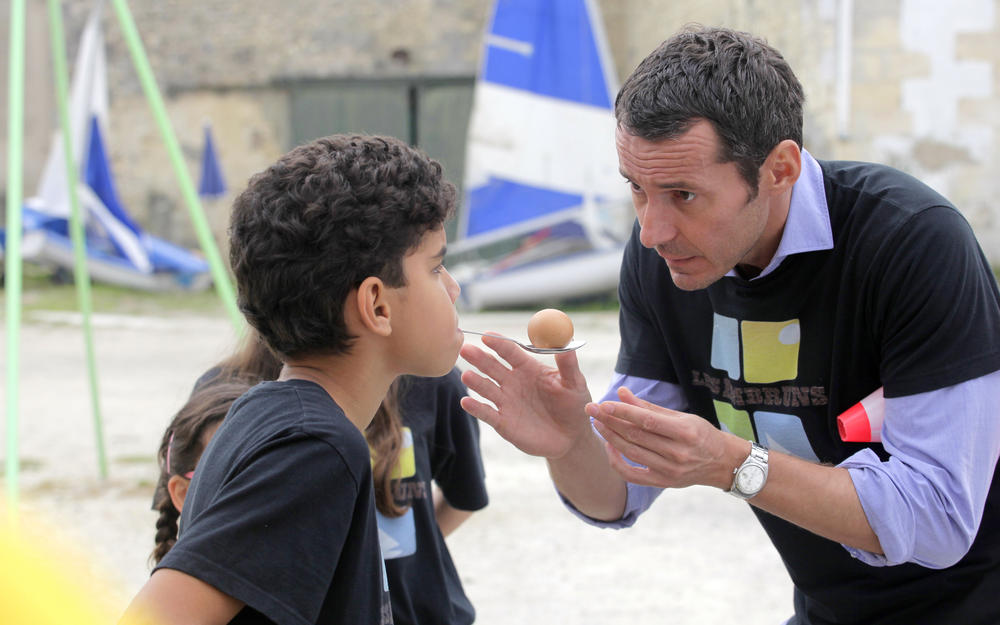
[388, 226, 463, 377]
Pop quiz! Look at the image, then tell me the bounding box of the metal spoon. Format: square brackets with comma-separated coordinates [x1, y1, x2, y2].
[461, 329, 586, 354]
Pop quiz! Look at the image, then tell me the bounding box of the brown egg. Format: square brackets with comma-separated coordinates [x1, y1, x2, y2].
[527, 308, 574, 349]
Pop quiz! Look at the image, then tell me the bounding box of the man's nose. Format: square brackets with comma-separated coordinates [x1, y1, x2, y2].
[638, 201, 678, 249]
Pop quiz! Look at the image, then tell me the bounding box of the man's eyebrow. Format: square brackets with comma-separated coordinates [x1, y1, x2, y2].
[656, 181, 695, 190]
[618, 170, 695, 190]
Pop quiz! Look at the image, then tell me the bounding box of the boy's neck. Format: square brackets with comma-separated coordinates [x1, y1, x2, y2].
[279, 355, 391, 433]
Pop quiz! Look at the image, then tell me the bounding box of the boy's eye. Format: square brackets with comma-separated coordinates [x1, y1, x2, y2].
[433, 264, 444, 274]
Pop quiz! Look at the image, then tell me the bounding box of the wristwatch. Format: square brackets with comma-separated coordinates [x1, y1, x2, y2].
[728, 442, 769, 500]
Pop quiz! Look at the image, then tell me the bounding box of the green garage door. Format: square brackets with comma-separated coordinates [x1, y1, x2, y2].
[289, 78, 474, 239]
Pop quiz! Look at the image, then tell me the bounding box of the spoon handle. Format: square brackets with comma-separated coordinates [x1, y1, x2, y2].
[460, 330, 522, 345]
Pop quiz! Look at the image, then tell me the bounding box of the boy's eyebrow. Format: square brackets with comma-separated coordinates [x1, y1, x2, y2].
[433, 246, 447, 260]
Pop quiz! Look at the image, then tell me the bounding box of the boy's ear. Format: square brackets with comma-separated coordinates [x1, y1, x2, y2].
[763, 139, 801, 194]
[355, 276, 393, 337]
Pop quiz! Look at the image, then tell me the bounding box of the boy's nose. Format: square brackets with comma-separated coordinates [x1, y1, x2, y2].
[444, 268, 461, 302]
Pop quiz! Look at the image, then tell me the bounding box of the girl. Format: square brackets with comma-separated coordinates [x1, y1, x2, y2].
[150, 380, 253, 564]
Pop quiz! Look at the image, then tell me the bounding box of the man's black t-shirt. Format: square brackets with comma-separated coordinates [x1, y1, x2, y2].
[157, 379, 392, 625]
[380, 369, 488, 625]
[615, 160, 1000, 624]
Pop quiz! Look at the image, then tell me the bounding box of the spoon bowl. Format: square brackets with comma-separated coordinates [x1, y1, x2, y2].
[461, 330, 585, 354]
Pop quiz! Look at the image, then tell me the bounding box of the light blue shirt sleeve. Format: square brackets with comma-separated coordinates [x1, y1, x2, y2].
[560, 370, 1000, 572]
[840, 370, 1000, 568]
[557, 373, 687, 528]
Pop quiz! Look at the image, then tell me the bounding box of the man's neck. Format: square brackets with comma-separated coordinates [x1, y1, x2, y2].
[735, 263, 763, 280]
[737, 188, 793, 281]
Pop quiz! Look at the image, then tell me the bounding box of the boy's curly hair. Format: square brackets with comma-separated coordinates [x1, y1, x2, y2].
[229, 134, 456, 359]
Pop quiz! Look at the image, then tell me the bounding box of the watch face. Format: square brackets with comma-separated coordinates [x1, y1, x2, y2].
[736, 465, 766, 494]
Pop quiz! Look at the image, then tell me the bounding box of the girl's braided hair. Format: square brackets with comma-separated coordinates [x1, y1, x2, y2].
[149, 380, 252, 565]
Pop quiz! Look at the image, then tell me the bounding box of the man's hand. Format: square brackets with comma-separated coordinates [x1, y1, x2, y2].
[588, 386, 738, 490]
[592, 387, 883, 552]
[459, 333, 593, 459]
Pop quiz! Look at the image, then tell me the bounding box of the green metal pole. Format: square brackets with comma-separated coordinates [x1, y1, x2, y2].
[48, 0, 108, 479]
[109, 0, 243, 332]
[4, 0, 27, 512]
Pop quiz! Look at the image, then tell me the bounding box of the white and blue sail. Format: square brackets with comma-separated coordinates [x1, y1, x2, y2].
[4, 0, 210, 291]
[454, 0, 631, 309]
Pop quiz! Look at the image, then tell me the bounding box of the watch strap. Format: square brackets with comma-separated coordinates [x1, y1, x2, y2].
[728, 442, 769, 500]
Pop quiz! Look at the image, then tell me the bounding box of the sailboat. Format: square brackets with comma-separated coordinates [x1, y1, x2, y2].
[1, 0, 211, 291]
[450, 0, 633, 311]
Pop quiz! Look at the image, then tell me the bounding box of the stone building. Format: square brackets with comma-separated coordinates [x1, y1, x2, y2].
[3, 0, 998, 262]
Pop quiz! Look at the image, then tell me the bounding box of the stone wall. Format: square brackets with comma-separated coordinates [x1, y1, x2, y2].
[3, 0, 998, 260]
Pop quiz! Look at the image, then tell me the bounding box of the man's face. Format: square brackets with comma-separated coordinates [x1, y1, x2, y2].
[387, 226, 463, 377]
[616, 120, 775, 291]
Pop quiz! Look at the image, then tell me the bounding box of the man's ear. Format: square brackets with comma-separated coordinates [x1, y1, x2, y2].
[763, 139, 802, 194]
[355, 276, 393, 337]
[167, 475, 190, 514]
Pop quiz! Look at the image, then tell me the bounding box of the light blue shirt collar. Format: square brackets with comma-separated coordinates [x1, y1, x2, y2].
[726, 148, 833, 280]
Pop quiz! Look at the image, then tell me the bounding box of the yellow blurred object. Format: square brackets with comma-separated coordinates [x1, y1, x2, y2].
[0, 519, 113, 623]
[0, 504, 155, 625]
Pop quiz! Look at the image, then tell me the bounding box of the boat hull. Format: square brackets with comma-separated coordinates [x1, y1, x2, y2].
[457, 245, 623, 311]
[7, 225, 211, 292]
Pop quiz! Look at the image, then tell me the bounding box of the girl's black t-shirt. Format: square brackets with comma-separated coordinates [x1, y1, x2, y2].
[381, 369, 488, 625]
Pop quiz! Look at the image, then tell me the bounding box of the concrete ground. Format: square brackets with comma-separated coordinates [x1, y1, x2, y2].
[1, 309, 793, 624]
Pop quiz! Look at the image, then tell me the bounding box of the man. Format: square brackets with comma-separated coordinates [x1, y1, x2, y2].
[459, 27, 1000, 624]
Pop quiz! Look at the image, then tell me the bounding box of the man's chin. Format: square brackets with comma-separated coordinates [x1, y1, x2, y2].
[668, 269, 720, 291]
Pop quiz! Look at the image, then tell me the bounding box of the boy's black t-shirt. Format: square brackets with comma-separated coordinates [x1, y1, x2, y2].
[615, 160, 1000, 624]
[157, 379, 392, 625]
[382, 369, 489, 625]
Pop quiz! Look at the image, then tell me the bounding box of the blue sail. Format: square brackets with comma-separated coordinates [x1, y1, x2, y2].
[484, 0, 611, 108]
[84, 116, 140, 235]
[456, 0, 629, 253]
[465, 177, 583, 239]
[198, 123, 227, 198]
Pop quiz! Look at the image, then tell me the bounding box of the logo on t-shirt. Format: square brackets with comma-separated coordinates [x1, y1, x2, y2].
[376, 428, 417, 559]
[696, 313, 822, 462]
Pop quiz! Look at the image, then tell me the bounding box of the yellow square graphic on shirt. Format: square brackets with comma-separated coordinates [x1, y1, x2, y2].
[741, 320, 800, 383]
[714, 401, 755, 442]
[389, 427, 415, 480]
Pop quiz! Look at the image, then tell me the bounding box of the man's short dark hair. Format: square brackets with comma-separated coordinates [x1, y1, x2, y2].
[615, 26, 805, 196]
[229, 134, 456, 359]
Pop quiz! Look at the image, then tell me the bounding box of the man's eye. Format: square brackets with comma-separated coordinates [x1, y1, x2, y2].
[625, 180, 642, 192]
[675, 190, 696, 202]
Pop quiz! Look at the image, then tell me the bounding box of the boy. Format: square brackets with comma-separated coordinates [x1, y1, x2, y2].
[122, 134, 463, 624]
